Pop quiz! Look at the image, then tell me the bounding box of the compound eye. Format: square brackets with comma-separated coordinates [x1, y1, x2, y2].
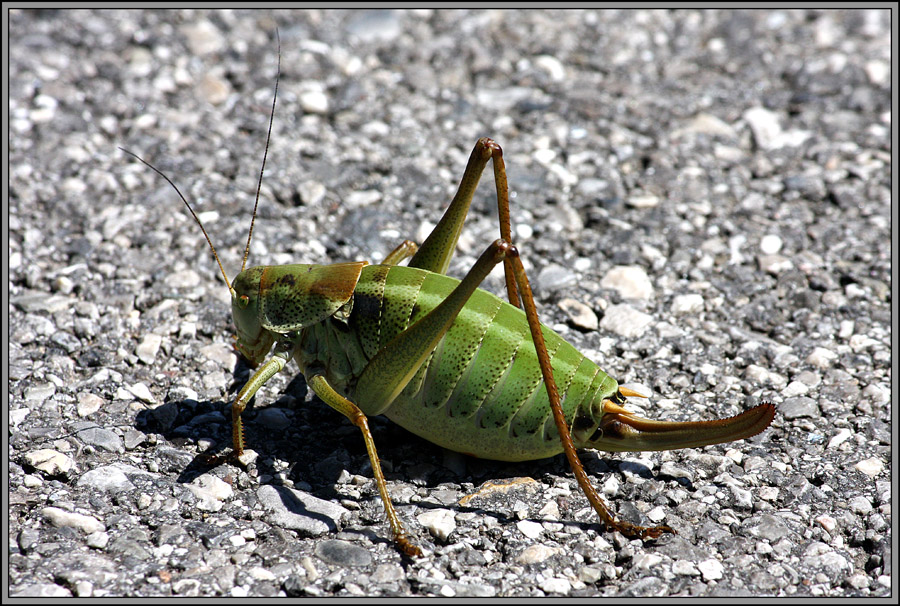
[238, 295, 250, 309]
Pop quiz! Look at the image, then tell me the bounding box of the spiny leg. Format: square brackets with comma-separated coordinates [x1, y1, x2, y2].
[307, 374, 422, 557]
[488, 142, 520, 307]
[204, 342, 292, 465]
[505, 247, 674, 539]
[408, 138, 519, 306]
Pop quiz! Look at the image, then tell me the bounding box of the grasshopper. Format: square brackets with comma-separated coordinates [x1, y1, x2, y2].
[123, 45, 775, 557]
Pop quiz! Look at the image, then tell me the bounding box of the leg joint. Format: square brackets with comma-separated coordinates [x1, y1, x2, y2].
[476, 137, 502, 160]
[488, 238, 518, 260]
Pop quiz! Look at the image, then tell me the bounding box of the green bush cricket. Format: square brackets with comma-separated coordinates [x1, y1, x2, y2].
[122, 42, 775, 557]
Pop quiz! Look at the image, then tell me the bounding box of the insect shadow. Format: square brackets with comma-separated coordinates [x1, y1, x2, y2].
[133, 354, 689, 539]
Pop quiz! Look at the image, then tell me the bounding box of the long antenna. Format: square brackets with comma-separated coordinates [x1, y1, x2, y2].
[118, 146, 234, 295]
[121, 30, 283, 295]
[241, 28, 281, 273]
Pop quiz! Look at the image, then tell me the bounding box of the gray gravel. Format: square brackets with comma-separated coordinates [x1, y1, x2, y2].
[8, 8, 892, 598]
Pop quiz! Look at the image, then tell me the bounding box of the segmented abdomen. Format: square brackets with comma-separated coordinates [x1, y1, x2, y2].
[295, 264, 619, 462]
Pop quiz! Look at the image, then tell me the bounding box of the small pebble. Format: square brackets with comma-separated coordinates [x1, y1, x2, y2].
[827, 428, 852, 449]
[627, 194, 659, 208]
[559, 298, 598, 330]
[182, 20, 225, 55]
[300, 89, 329, 115]
[816, 515, 837, 533]
[314, 539, 372, 567]
[187, 474, 233, 512]
[540, 577, 571, 595]
[854, 457, 884, 478]
[25, 449, 76, 477]
[516, 544, 560, 564]
[41, 507, 105, 534]
[516, 520, 544, 539]
[416, 509, 456, 542]
[698, 558, 724, 581]
[600, 266, 653, 300]
[136, 334, 162, 365]
[127, 382, 155, 404]
[670, 293, 704, 315]
[760, 234, 783, 254]
[600, 304, 653, 338]
[806, 347, 837, 369]
[77, 393, 104, 417]
[848, 496, 873, 515]
[672, 560, 700, 576]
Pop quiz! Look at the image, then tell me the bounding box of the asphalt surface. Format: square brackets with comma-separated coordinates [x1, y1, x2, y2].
[8, 8, 893, 598]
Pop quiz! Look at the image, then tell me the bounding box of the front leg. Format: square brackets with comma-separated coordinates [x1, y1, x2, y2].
[205, 341, 292, 464]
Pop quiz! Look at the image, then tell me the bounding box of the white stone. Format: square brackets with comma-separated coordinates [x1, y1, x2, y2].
[540, 577, 571, 595]
[516, 519, 544, 539]
[672, 560, 700, 576]
[848, 496, 873, 515]
[181, 20, 225, 55]
[347, 190, 382, 207]
[136, 333, 162, 365]
[300, 90, 330, 115]
[599, 304, 653, 339]
[854, 457, 884, 478]
[42, 507, 105, 534]
[759, 234, 783, 254]
[861, 384, 890, 404]
[816, 515, 837, 533]
[127, 382, 156, 404]
[827, 428, 852, 449]
[25, 449, 76, 476]
[199, 72, 231, 105]
[698, 558, 724, 581]
[627, 194, 660, 208]
[187, 474, 233, 512]
[248, 566, 275, 581]
[671, 294, 704, 315]
[533, 148, 557, 164]
[559, 298, 598, 331]
[781, 380, 809, 398]
[601, 266, 653, 300]
[864, 60, 889, 85]
[758, 254, 794, 274]
[516, 544, 560, 564]
[534, 55, 566, 81]
[634, 553, 662, 569]
[676, 113, 738, 139]
[849, 334, 879, 351]
[10, 407, 30, 427]
[416, 509, 456, 541]
[201, 343, 237, 369]
[806, 347, 837, 369]
[744, 106, 812, 149]
[86, 531, 110, 549]
[744, 107, 782, 149]
[77, 393, 104, 417]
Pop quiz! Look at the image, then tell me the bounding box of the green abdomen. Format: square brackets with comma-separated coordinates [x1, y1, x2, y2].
[295, 264, 618, 462]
